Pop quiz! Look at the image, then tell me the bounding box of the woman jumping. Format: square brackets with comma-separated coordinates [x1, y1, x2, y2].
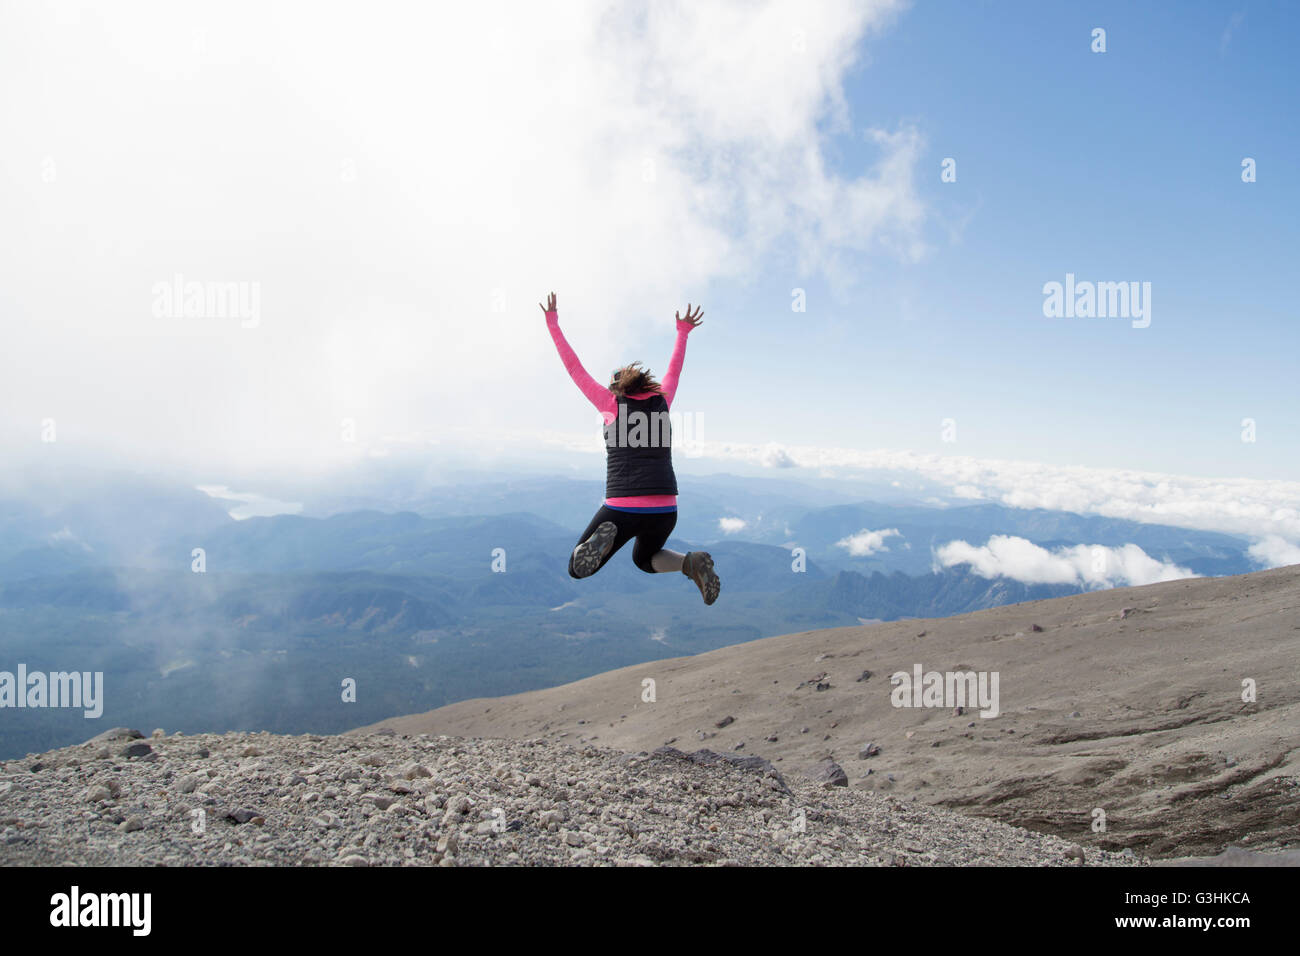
[541, 291, 720, 605]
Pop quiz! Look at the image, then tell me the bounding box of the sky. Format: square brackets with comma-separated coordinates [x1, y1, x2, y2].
[1, 1, 1296, 541]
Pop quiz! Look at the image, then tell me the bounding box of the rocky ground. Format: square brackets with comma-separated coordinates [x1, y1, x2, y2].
[360, 565, 1300, 859]
[0, 727, 1142, 867]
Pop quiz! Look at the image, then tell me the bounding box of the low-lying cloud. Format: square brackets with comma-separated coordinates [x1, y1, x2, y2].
[836, 527, 901, 556]
[934, 535, 1197, 588]
[1247, 535, 1300, 569]
[629, 437, 1300, 546]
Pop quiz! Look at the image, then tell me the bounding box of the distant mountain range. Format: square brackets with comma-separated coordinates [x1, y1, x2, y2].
[0, 470, 1264, 758]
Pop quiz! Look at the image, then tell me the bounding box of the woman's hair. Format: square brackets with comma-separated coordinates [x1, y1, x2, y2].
[608, 362, 662, 396]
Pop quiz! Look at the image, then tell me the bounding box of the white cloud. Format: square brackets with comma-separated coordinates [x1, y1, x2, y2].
[935, 535, 1196, 588]
[591, 436, 1300, 542]
[0, 0, 918, 475]
[718, 517, 747, 534]
[48, 527, 92, 552]
[195, 485, 303, 520]
[836, 527, 901, 556]
[1248, 535, 1300, 569]
[760, 444, 797, 468]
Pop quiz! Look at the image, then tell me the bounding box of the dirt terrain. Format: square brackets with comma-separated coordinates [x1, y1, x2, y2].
[357, 565, 1300, 859]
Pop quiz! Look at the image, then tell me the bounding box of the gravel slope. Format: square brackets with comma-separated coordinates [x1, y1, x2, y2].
[0, 728, 1141, 867]
[357, 565, 1300, 858]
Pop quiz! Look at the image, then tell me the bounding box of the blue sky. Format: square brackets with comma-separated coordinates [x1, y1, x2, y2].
[638, 0, 1298, 480]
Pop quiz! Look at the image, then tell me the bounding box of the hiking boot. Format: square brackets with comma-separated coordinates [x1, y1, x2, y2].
[682, 551, 720, 605]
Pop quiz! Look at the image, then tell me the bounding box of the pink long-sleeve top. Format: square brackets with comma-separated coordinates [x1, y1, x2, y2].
[546, 309, 691, 509]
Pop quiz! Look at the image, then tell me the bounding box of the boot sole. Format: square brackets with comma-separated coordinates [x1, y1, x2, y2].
[686, 551, 720, 605]
[571, 521, 617, 578]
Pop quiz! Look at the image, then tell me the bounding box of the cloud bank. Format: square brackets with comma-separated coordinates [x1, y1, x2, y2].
[1247, 535, 1300, 569]
[1, 0, 916, 475]
[622, 436, 1300, 554]
[935, 535, 1197, 589]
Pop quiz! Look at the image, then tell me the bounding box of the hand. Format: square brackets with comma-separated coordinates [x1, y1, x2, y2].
[676, 303, 703, 328]
[538, 291, 557, 315]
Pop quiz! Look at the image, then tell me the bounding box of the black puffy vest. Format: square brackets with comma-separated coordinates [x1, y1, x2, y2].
[604, 393, 678, 497]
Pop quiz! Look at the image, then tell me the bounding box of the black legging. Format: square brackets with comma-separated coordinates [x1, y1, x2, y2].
[568, 505, 677, 577]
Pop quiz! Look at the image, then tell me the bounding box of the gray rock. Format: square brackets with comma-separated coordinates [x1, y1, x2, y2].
[805, 759, 848, 787]
[85, 728, 144, 745]
[121, 742, 152, 759]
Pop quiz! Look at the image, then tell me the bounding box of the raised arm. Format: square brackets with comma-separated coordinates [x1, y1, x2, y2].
[660, 303, 702, 408]
[540, 292, 616, 420]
